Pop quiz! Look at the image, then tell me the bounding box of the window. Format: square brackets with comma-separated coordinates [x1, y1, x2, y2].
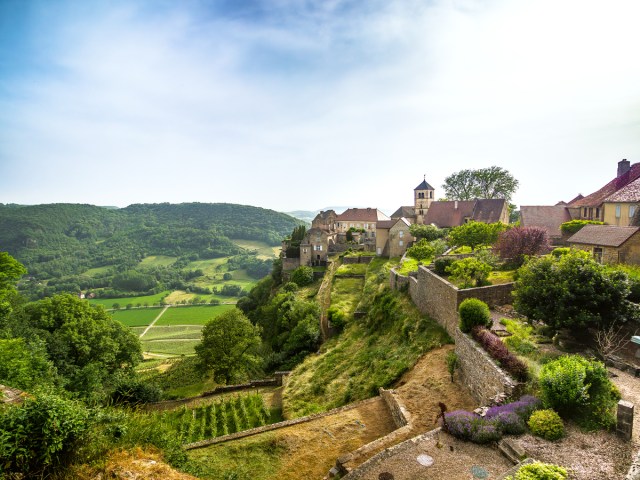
[616, 205, 621, 218]
[594, 247, 603, 263]
[429, 191, 433, 199]
[595, 208, 600, 219]
[399, 240, 404, 246]
[418, 192, 424, 199]
[399, 230, 404, 238]
[583, 208, 588, 217]
[314, 245, 322, 251]
[630, 205, 636, 218]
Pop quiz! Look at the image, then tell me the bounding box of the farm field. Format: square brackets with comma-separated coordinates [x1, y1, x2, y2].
[138, 255, 177, 267]
[155, 304, 236, 326]
[82, 265, 112, 277]
[88, 291, 170, 309]
[110, 308, 163, 327]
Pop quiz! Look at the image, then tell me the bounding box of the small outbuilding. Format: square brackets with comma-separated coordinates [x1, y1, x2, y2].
[568, 224, 640, 264]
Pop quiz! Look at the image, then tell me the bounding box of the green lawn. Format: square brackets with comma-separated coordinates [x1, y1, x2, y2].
[142, 325, 202, 341]
[330, 277, 365, 316]
[88, 291, 170, 309]
[138, 255, 177, 268]
[82, 265, 113, 277]
[141, 339, 199, 356]
[396, 257, 421, 275]
[110, 308, 164, 327]
[334, 263, 368, 276]
[155, 304, 237, 326]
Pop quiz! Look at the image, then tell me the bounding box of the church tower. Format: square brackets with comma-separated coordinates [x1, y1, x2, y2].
[414, 176, 435, 224]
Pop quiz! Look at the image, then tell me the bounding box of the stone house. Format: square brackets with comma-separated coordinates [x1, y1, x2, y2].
[567, 159, 640, 223]
[602, 176, 640, 226]
[311, 210, 337, 231]
[300, 227, 335, 266]
[423, 198, 509, 228]
[334, 208, 390, 239]
[568, 224, 640, 264]
[375, 217, 413, 257]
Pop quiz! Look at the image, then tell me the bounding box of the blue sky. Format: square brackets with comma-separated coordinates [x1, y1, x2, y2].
[1, 0, 639, 214]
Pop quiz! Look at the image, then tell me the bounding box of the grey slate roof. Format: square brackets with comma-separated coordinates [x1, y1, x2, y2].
[414, 179, 435, 191]
[568, 225, 640, 247]
[391, 206, 415, 219]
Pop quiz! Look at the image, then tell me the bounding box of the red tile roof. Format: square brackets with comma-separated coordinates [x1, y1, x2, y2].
[520, 205, 572, 238]
[568, 225, 640, 247]
[472, 199, 507, 224]
[570, 163, 640, 208]
[336, 208, 390, 222]
[605, 176, 640, 203]
[424, 201, 476, 227]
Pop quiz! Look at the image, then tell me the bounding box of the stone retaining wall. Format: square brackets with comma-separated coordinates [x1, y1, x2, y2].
[454, 329, 519, 404]
[341, 428, 442, 480]
[343, 256, 375, 264]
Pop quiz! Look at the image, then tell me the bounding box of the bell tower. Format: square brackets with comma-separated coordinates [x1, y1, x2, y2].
[414, 175, 435, 224]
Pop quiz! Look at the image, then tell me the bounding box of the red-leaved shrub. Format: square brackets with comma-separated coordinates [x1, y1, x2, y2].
[494, 226, 550, 267]
[471, 326, 529, 381]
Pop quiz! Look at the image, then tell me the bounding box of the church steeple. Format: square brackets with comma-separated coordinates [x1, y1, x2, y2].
[414, 175, 434, 224]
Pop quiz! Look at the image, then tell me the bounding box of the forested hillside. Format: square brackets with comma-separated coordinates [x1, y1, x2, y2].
[0, 203, 301, 299]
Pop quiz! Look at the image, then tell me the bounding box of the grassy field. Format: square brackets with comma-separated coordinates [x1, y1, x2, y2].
[155, 304, 237, 326]
[330, 277, 365, 316]
[89, 291, 170, 309]
[334, 263, 368, 276]
[138, 255, 177, 267]
[141, 339, 199, 356]
[82, 265, 113, 277]
[233, 240, 281, 260]
[142, 325, 202, 341]
[110, 308, 164, 327]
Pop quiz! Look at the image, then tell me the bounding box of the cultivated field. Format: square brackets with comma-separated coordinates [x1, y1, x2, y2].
[155, 304, 236, 326]
[110, 308, 164, 327]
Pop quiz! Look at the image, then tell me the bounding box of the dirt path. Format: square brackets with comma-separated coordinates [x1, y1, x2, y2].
[139, 306, 169, 338]
[318, 258, 341, 340]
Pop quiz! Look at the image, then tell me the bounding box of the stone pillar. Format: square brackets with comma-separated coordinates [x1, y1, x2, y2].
[617, 400, 634, 441]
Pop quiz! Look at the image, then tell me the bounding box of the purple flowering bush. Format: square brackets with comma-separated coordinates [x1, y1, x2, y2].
[444, 396, 542, 443]
[471, 326, 529, 381]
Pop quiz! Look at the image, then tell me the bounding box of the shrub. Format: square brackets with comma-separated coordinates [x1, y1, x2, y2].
[560, 219, 604, 235]
[472, 327, 529, 381]
[551, 247, 570, 258]
[445, 351, 460, 382]
[528, 409, 564, 440]
[502, 318, 538, 355]
[0, 392, 90, 476]
[290, 266, 314, 287]
[494, 226, 551, 267]
[434, 257, 455, 276]
[538, 355, 620, 429]
[505, 461, 568, 480]
[471, 422, 502, 444]
[111, 376, 162, 405]
[447, 257, 491, 288]
[458, 298, 492, 333]
[444, 410, 478, 440]
[493, 411, 526, 435]
[406, 239, 435, 262]
[328, 306, 347, 331]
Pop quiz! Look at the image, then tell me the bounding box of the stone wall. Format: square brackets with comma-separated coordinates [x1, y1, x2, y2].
[393, 266, 514, 337]
[379, 388, 411, 428]
[454, 328, 518, 404]
[282, 257, 300, 272]
[343, 255, 375, 264]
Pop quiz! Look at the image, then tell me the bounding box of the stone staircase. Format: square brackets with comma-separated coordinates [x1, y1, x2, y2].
[497, 438, 526, 465]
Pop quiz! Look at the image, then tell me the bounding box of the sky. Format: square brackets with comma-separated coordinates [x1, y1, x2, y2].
[1, 0, 639, 215]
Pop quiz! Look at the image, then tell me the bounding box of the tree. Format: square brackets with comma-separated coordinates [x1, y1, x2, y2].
[409, 224, 445, 242]
[0, 338, 53, 390]
[448, 221, 505, 251]
[494, 226, 550, 267]
[195, 309, 261, 383]
[443, 166, 519, 202]
[406, 239, 435, 261]
[513, 250, 632, 331]
[0, 252, 26, 328]
[23, 294, 142, 400]
[291, 266, 314, 287]
[447, 257, 492, 288]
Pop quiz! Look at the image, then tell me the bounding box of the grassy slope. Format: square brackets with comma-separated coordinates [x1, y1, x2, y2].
[110, 307, 164, 326]
[155, 305, 237, 326]
[282, 257, 451, 418]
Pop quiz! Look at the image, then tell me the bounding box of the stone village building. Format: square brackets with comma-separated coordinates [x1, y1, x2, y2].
[568, 224, 640, 265]
[282, 177, 510, 271]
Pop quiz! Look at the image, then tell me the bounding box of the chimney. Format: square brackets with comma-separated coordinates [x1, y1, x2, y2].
[618, 159, 631, 177]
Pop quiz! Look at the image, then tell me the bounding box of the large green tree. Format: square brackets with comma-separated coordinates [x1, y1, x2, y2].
[195, 309, 262, 383]
[443, 166, 519, 202]
[23, 294, 142, 399]
[513, 250, 632, 330]
[448, 221, 505, 251]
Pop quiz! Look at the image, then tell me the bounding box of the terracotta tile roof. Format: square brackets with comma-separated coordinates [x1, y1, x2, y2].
[570, 163, 640, 208]
[391, 206, 415, 219]
[605, 177, 640, 202]
[568, 225, 640, 247]
[472, 199, 507, 224]
[336, 208, 390, 222]
[424, 201, 476, 227]
[520, 205, 572, 238]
